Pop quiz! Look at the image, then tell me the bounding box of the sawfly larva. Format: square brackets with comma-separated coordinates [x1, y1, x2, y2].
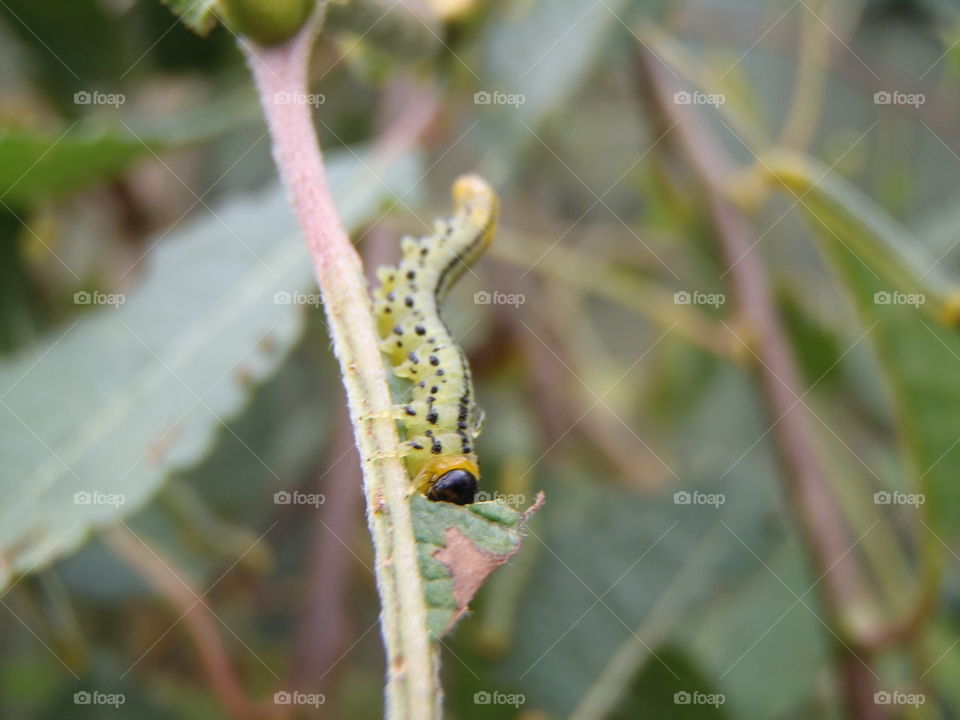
[371, 174, 499, 505]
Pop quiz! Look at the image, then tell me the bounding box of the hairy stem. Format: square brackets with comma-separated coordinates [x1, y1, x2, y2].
[240, 17, 441, 719]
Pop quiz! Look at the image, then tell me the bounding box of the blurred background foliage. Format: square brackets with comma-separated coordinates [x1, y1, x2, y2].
[2, 0, 960, 718]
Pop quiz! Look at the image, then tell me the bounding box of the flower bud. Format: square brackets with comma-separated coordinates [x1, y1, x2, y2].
[218, 0, 316, 45]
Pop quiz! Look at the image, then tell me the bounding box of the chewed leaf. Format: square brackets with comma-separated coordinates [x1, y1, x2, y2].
[161, 0, 219, 36]
[412, 492, 544, 639]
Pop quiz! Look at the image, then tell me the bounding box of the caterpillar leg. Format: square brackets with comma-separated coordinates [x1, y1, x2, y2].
[365, 437, 432, 463]
[359, 405, 415, 422]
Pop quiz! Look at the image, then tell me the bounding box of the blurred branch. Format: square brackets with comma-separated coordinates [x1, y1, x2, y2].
[754, 152, 946, 652]
[515, 308, 665, 492]
[636, 21, 769, 152]
[778, 0, 836, 150]
[241, 15, 441, 719]
[538, 280, 667, 490]
[634, 45, 886, 720]
[291, 403, 362, 693]
[671, 2, 960, 148]
[495, 230, 737, 360]
[756, 152, 958, 318]
[106, 527, 269, 720]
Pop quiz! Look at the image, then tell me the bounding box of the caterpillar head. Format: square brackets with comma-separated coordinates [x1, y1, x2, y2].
[416, 455, 479, 506]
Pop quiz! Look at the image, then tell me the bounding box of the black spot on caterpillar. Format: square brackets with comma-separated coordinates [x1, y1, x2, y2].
[372, 174, 499, 505]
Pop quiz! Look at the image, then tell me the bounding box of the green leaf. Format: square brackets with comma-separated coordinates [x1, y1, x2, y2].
[677, 540, 828, 720]
[0, 146, 420, 589]
[764, 152, 957, 318]
[412, 493, 543, 639]
[0, 127, 155, 206]
[160, 0, 220, 37]
[502, 370, 787, 716]
[765, 153, 960, 530]
[0, 93, 257, 205]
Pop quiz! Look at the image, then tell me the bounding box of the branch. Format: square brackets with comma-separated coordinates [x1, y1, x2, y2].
[240, 16, 441, 719]
[634, 46, 886, 720]
[106, 527, 268, 720]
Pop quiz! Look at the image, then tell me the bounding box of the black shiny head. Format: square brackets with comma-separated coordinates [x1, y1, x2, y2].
[427, 469, 478, 505]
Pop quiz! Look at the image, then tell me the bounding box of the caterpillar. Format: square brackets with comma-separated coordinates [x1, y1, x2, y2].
[371, 174, 499, 505]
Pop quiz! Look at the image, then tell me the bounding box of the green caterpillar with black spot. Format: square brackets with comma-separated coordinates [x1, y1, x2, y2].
[372, 175, 499, 505]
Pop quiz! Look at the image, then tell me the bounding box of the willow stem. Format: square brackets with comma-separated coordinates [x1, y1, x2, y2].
[240, 15, 441, 719]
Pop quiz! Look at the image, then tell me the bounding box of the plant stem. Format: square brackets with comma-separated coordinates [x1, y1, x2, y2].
[635, 47, 885, 720]
[241, 17, 441, 719]
[107, 527, 267, 720]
